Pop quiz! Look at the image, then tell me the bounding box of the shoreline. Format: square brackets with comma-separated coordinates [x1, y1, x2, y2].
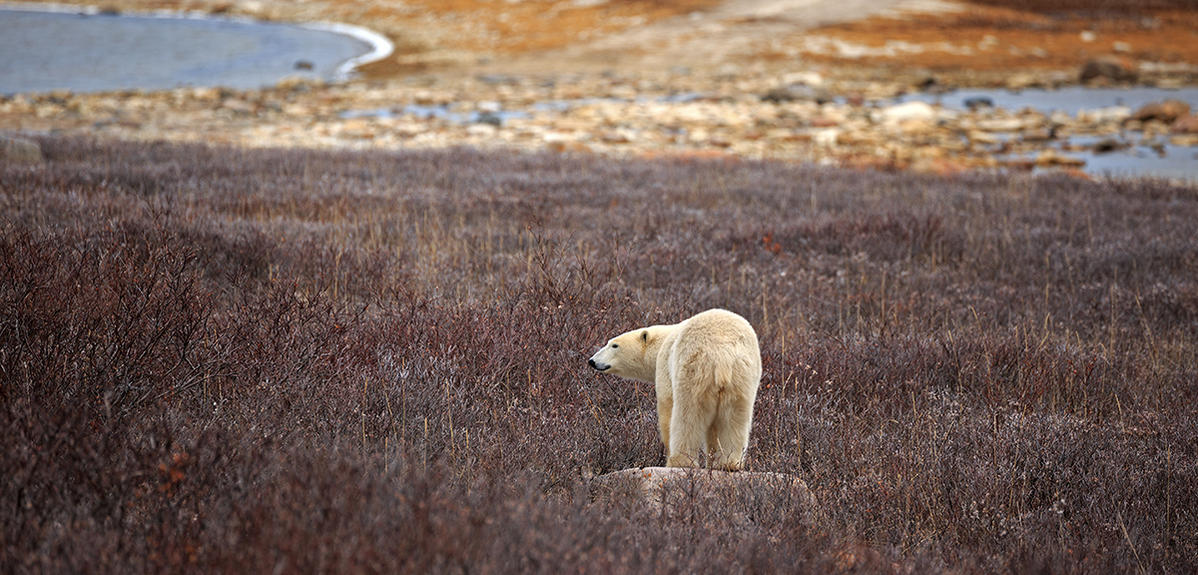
[0, 2, 395, 83]
[1, 0, 1196, 182]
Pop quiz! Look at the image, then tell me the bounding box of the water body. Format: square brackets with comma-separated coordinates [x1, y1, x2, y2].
[0, 7, 387, 94]
[899, 87, 1198, 182]
[900, 86, 1198, 116]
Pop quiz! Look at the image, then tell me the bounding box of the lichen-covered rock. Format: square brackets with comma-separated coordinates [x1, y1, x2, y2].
[0, 136, 42, 164]
[1131, 100, 1191, 124]
[1079, 56, 1139, 84]
[589, 467, 816, 524]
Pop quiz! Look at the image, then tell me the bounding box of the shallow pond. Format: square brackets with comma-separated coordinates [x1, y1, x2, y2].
[0, 7, 387, 94]
[900, 86, 1198, 116]
[900, 87, 1198, 182]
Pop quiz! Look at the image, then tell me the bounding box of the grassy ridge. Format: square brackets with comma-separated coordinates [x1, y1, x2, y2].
[2, 137, 1196, 572]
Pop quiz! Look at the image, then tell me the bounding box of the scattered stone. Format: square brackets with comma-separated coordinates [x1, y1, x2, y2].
[275, 76, 322, 92]
[780, 71, 824, 87]
[1091, 138, 1126, 153]
[878, 101, 936, 125]
[221, 99, 256, 114]
[976, 118, 1026, 132]
[964, 97, 993, 111]
[1004, 72, 1042, 91]
[1172, 115, 1198, 134]
[761, 84, 830, 104]
[1078, 106, 1131, 124]
[294, 60, 314, 71]
[1036, 149, 1085, 167]
[1131, 100, 1191, 124]
[475, 111, 503, 127]
[1079, 56, 1139, 84]
[1022, 127, 1056, 142]
[0, 136, 43, 164]
[812, 128, 840, 147]
[466, 123, 497, 137]
[968, 130, 999, 145]
[1112, 41, 1132, 54]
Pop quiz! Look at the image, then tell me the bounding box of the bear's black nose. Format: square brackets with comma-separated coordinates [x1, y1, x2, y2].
[588, 358, 597, 368]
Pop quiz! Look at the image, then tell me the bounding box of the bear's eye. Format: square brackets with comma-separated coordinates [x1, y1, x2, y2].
[611, 343, 619, 348]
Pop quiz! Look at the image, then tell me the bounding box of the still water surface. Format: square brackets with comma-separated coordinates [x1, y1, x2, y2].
[0, 8, 376, 94]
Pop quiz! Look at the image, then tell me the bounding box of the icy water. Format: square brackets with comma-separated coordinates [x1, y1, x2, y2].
[901, 87, 1198, 182]
[901, 86, 1198, 116]
[0, 8, 380, 94]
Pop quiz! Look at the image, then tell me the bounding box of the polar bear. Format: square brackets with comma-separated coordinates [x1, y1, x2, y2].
[588, 309, 762, 470]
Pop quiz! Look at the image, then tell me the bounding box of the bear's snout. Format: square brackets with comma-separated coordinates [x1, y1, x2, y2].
[588, 357, 610, 372]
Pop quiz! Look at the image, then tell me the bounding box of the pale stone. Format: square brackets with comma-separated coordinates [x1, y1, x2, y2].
[589, 467, 816, 519]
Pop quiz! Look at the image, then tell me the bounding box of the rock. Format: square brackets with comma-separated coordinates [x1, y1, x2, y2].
[274, 76, 321, 92]
[1005, 73, 1042, 91]
[878, 101, 936, 125]
[222, 99, 256, 114]
[812, 127, 840, 147]
[1172, 115, 1198, 134]
[1078, 106, 1131, 124]
[761, 84, 831, 104]
[475, 111, 503, 127]
[1091, 138, 1126, 153]
[1131, 100, 1191, 124]
[589, 467, 816, 520]
[466, 124, 496, 137]
[780, 71, 824, 87]
[968, 130, 999, 145]
[1079, 56, 1138, 84]
[915, 74, 939, 91]
[976, 118, 1026, 132]
[1022, 127, 1056, 142]
[0, 136, 42, 164]
[964, 97, 993, 111]
[1112, 41, 1132, 54]
[600, 129, 633, 144]
[293, 60, 314, 71]
[1035, 149, 1086, 168]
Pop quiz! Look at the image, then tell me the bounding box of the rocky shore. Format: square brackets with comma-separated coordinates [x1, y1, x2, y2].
[5, 66, 1196, 178]
[2, 0, 1197, 179]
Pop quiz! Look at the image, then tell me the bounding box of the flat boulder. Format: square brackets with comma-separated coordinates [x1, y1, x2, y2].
[1172, 115, 1198, 134]
[1130, 99, 1191, 124]
[878, 101, 936, 125]
[590, 467, 816, 522]
[1, 136, 42, 164]
[1079, 56, 1138, 84]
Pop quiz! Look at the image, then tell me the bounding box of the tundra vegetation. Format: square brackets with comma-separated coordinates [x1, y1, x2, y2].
[2, 137, 1195, 572]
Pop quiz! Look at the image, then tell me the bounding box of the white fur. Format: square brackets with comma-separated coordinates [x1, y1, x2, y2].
[589, 309, 762, 470]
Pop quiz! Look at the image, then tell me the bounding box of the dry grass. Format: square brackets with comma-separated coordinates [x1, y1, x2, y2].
[2, 136, 1196, 572]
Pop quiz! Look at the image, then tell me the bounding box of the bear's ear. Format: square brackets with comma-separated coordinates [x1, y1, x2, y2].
[641, 330, 649, 342]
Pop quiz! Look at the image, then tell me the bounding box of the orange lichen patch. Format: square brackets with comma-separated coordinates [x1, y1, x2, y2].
[399, 0, 716, 54]
[774, 5, 1198, 73]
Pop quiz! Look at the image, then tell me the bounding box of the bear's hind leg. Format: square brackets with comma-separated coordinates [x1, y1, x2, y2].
[657, 397, 673, 455]
[667, 390, 717, 468]
[713, 392, 754, 471]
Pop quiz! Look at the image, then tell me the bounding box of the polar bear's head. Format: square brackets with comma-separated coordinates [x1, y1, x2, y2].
[588, 326, 663, 382]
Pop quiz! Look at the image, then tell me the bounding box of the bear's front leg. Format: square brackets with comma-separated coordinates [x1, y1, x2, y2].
[657, 397, 672, 456]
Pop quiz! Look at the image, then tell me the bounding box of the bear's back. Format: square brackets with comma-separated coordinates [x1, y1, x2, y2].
[677, 309, 758, 350]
